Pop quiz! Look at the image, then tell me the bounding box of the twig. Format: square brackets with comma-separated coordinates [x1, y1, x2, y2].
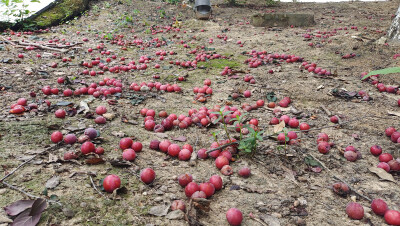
[0, 37, 16, 45]
[16, 41, 70, 53]
[1, 143, 62, 182]
[0, 155, 36, 182]
[308, 153, 372, 202]
[250, 216, 268, 226]
[2, 181, 62, 205]
[89, 176, 109, 200]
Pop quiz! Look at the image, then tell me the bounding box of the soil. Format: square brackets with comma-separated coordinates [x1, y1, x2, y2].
[0, 0, 400, 225]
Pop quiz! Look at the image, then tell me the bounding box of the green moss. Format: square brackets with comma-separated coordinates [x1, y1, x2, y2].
[32, 0, 89, 28]
[197, 58, 242, 69]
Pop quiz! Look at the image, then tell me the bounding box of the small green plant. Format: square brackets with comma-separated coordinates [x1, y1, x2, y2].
[165, 0, 181, 5]
[211, 106, 233, 142]
[238, 126, 264, 155]
[361, 67, 400, 81]
[104, 2, 111, 8]
[159, 9, 166, 19]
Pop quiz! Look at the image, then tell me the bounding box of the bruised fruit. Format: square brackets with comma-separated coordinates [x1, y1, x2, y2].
[332, 182, 350, 196]
[84, 128, 98, 139]
[226, 208, 243, 226]
[64, 134, 77, 144]
[149, 139, 160, 150]
[178, 174, 193, 187]
[140, 168, 155, 184]
[346, 202, 364, 220]
[318, 142, 330, 154]
[221, 165, 233, 175]
[344, 151, 358, 162]
[370, 145, 382, 156]
[191, 191, 207, 199]
[103, 175, 121, 193]
[238, 167, 251, 178]
[171, 200, 186, 211]
[64, 151, 78, 160]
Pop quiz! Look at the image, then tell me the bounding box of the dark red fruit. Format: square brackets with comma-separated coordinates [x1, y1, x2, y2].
[371, 199, 388, 216]
[178, 174, 193, 187]
[346, 202, 364, 220]
[140, 168, 155, 184]
[103, 175, 121, 193]
[185, 182, 200, 197]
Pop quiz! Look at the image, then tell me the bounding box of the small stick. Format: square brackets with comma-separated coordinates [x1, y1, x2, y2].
[2, 181, 62, 205]
[308, 153, 372, 202]
[89, 176, 109, 200]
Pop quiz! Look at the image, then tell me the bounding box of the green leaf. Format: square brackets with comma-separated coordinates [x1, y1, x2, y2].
[304, 156, 323, 167]
[210, 111, 220, 115]
[266, 92, 277, 102]
[285, 136, 289, 142]
[223, 110, 233, 117]
[361, 67, 400, 80]
[212, 116, 221, 124]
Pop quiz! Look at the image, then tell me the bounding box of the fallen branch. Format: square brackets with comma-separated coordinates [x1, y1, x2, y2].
[89, 175, 109, 200]
[308, 153, 372, 202]
[16, 41, 71, 53]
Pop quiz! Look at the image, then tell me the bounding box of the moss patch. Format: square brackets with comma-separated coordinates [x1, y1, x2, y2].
[32, 0, 89, 28]
[197, 58, 242, 69]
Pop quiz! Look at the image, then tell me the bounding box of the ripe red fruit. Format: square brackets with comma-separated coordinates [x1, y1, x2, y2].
[270, 117, 279, 125]
[95, 106, 107, 115]
[209, 175, 223, 190]
[238, 167, 251, 178]
[299, 123, 310, 131]
[226, 208, 243, 226]
[280, 115, 290, 124]
[140, 108, 148, 116]
[178, 149, 192, 161]
[256, 99, 264, 106]
[215, 156, 229, 169]
[385, 127, 396, 137]
[159, 140, 171, 153]
[131, 142, 142, 152]
[182, 144, 193, 153]
[288, 118, 299, 128]
[55, 109, 66, 118]
[57, 77, 64, 84]
[140, 168, 155, 184]
[317, 133, 329, 143]
[199, 182, 215, 198]
[379, 153, 393, 163]
[197, 148, 208, 159]
[146, 109, 156, 117]
[178, 174, 193, 187]
[370, 145, 382, 156]
[103, 175, 121, 193]
[330, 115, 339, 123]
[267, 102, 275, 108]
[81, 141, 95, 154]
[168, 144, 181, 157]
[119, 138, 133, 150]
[384, 210, 400, 225]
[171, 200, 186, 211]
[145, 120, 156, 131]
[95, 116, 106, 124]
[318, 142, 331, 154]
[278, 99, 289, 107]
[391, 132, 400, 143]
[377, 162, 390, 172]
[95, 147, 104, 155]
[63, 89, 72, 97]
[17, 98, 27, 106]
[185, 182, 200, 197]
[51, 131, 63, 143]
[277, 133, 287, 143]
[122, 149, 136, 161]
[346, 202, 364, 220]
[64, 134, 77, 144]
[243, 90, 251, 98]
[371, 199, 388, 216]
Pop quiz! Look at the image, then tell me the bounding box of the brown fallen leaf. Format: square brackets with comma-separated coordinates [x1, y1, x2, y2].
[85, 158, 105, 165]
[387, 111, 400, 117]
[273, 120, 285, 134]
[368, 167, 395, 182]
[172, 136, 187, 142]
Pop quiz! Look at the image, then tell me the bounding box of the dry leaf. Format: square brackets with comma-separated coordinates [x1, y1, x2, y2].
[85, 158, 105, 165]
[273, 121, 285, 134]
[369, 167, 395, 182]
[387, 111, 400, 117]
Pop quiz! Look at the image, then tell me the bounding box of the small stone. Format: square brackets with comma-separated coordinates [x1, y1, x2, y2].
[149, 205, 169, 217]
[165, 210, 184, 220]
[271, 213, 282, 218]
[80, 202, 87, 208]
[63, 208, 75, 218]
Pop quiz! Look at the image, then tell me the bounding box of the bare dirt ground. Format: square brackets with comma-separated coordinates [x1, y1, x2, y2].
[0, 0, 400, 225]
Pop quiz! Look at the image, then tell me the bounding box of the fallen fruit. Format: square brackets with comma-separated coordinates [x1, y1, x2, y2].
[215, 156, 229, 169]
[81, 141, 95, 154]
[209, 175, 223, 190]
[371, 199, 388, 216]
[238, 167, 251, 178]
[51, 131, 63, 143]
[140, 168, 155, 184]
[185, 182, 200, 197]
[379, 153, 394, 163]
[178, 174, 193, 187]
[122, 149, 136, 161]
[199, 182, 215, 198]
[120, 138, 133, 150]
[55, 109, 66, 118]
[226, 208, 243, 226]
[370, 145, 382, 156]
[64, 134, 77, 144]
[384, 210, 400, 225]
[171, 200, 186, 211]
[332, 182, 349, 196]
[346, 202, 364, 220]
[103, 175, 121, 193]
